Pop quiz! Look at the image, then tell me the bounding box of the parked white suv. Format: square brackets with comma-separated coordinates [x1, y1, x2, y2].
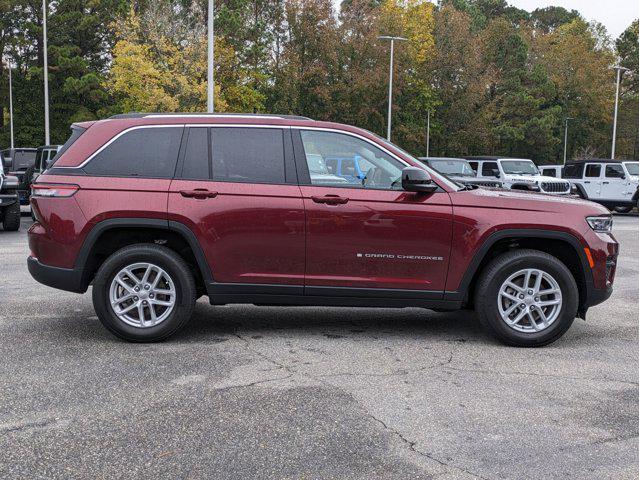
[563, 159, 639, 212]
[465, 157, 571, 195]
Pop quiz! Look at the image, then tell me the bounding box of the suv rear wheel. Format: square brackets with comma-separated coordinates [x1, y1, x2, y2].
[475, 249, 578, 347]
[92, 244, 196, 342]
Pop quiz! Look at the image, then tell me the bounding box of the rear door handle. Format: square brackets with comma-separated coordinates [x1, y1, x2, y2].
[602, 181, 610, 184]
[180, 189, 218, 199]
[311, 195, 349, 205]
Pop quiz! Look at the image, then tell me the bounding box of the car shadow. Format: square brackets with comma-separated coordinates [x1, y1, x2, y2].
[172, 301, 491, 344]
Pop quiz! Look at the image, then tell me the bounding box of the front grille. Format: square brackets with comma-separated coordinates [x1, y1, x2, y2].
[540, 181, 570, 194]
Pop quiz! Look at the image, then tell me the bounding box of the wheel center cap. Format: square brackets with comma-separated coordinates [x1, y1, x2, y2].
[524, 296, 535, 306]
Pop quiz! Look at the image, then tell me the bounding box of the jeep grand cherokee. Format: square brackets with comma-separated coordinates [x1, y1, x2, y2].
[28, 113, 618, 346]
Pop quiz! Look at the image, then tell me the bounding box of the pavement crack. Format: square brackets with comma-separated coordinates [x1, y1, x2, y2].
[214, 373, 295, 392]
[367, 413, 491, 480]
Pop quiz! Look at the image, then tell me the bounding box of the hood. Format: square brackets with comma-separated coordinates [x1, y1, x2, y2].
[452, 185, 609, 216]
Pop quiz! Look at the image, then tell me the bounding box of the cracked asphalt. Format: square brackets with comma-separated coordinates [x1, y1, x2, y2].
[1, 215, 638, 479]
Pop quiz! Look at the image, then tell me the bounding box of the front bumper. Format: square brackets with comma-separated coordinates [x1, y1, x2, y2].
[0, 193, 18, 207]
[27, 256, 86, 294]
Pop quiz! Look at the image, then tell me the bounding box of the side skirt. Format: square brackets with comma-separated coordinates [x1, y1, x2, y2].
[206, 283, 462, 310]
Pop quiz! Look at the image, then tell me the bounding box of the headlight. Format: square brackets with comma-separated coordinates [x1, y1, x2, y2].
[586, 215, 613, 233]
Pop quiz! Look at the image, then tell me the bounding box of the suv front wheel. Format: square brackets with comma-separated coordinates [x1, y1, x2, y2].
[92, 244, 196, 342]
[475, 249, 578, 347]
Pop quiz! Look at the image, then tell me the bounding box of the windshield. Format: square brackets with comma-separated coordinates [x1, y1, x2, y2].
[625, 162, 639, 176]
[501, 160, 539, 175]
[429, 159, 475, 177]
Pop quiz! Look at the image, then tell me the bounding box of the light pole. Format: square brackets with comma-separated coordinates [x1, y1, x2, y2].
[563, 117, 573, 165]
[42, 0, 50, 145]
[6, 58, 14, 149]
[426, 110, 431, 157]
[207, 0, 215, 113]
[611, 65, 629, 159]
[378, 35, 406, 141]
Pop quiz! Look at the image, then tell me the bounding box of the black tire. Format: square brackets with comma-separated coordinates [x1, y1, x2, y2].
[614, 206, 633, 214]
[92, 244, 196, 342]
[474, 249, 578, 347]
[1, 201, 21, 231]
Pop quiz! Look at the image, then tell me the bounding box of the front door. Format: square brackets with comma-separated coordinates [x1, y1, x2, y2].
[168, 126, 305, 290]
[295, 129, 453, 294]
[601, 163, 630, 202]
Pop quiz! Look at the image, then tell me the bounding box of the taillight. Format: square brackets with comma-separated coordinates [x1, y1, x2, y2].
[31, 183, 79, 198]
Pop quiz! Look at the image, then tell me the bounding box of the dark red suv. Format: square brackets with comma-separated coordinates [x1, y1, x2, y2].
[28, 113, 618, 346]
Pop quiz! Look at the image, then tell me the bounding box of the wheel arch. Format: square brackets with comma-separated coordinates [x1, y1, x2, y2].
[447, 229, 594, 315]
[76, 218, 213, 293]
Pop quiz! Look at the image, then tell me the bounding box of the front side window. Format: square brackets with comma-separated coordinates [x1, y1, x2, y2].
[84, 127, 183, 178]
[541, 168, 556, 177]
[585, 164, 601, 178]
[300, 130, 404, 189]
[211, 128, 285, 184]
[500, 160, 539, 175]
[605, 164, 625, 178]
[482, 162, 500, 177]
[563, 164, 582, 178]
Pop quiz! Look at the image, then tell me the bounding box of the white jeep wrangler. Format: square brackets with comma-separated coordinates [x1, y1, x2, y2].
[563, 159, 639, 213]
[465, 157, 571, 195]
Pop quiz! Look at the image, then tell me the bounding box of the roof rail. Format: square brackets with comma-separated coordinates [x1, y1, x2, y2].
[108, 112, 313, 121]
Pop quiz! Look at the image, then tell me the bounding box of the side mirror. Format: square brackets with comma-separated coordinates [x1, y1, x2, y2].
[402, 167, 438, 193]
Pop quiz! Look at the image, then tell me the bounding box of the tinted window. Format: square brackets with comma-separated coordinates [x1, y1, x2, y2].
[605, 164, 624, 178]
[585, 164, 601, 178]
[563, 164, 583, 178]
[211, 128, 285, 184]
[468, 161, 478, 173]
[13, 150, 37, 170]
[542, 168, 556, 177]
[299, 130, 404, 189]
[85, 127, 182, 178]
[51, 127, 86, 166]
[482, 162, 499, 177]
[182, 128, 210, 180]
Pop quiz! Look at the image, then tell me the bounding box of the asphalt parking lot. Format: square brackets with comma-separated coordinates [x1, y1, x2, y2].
[1, 215, 638, 480]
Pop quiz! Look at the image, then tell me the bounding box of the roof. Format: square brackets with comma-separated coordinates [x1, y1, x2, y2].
[419, 156, 468, 162]
[109, 112, 312, 121]
[463, 156, 532, 161]
[567, 158, 634, 164]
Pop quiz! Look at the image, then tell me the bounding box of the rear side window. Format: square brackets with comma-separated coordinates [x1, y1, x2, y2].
[211, 128, 285, 184]
[482, 162, 499, 177]
[84, 127, 183, 178]
[181, 128, 210, 180]
[542, 168, 556, 177]
[585, 164, 601, 178]
[50, 126, 86, 166]
[563, 164, 583, 178]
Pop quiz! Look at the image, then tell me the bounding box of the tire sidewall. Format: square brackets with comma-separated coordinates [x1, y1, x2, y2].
[479, 255, 578, 346]
[93, 247, 194, 342]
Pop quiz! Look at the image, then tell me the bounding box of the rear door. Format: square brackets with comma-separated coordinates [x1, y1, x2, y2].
[294, 128, 453, 294]
[583, 163, 602, 199]
[168, 126, 305, 291]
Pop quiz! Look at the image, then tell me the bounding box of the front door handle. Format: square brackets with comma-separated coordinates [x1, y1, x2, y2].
[602, 181, 610, 184]
[180, 189, 218, 199]
[311, 194, 349, 205]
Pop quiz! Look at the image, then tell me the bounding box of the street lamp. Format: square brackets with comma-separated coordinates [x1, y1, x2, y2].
[426, 110, 431, 157]
[378, 35, 407, 141]
[563, 117, 573, 165]
[4, 57, 15, 149]
[42, 0, 50, 145]
[611, 64, 629, 159]
[207, 0, 215, 113]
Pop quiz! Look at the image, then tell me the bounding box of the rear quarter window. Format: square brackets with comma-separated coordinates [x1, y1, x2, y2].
[84, 127, 183, 178]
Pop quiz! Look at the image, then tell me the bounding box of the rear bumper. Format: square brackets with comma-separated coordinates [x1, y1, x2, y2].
[27, 256, 86, 294]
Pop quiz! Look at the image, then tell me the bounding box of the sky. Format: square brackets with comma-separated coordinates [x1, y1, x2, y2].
[507, 0, 638, 39]
[331, 1, 638, 39]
